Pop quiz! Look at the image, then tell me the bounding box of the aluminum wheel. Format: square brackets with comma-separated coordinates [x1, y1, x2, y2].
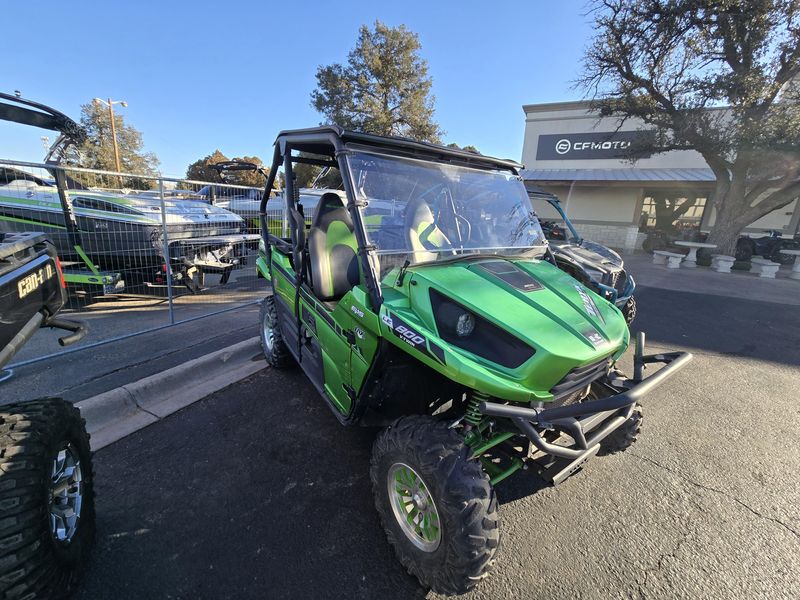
[49, 443, 83, 543]
[262, 309, 275, 352]
[387, 462, 441, 552]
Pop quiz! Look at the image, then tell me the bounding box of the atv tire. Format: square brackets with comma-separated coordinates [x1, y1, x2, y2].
[260, 295, 293, 368]
[642, 234, 666, 254]
[370, 416, 499, 596]
[621, 296, 637, 326]
[735, 239, 753, 262]
[599, 404, 643, 455]
[772, 249, 796, 265]
[0, 398, 95, 600]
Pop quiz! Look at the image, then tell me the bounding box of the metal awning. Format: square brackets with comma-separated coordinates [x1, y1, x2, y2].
[520, 168, 716, 182]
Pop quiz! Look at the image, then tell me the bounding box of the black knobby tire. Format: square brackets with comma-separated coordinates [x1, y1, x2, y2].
[599, 404, 643, 455]
[642, 234, 665, 254]
[370, 416, 499, 596]
[0, 398, 95, 600]
[735, 239, 753, 262]
[259, 296, 293, 368]
[772, 249, 796, 265]
[620, 296, 637, 326]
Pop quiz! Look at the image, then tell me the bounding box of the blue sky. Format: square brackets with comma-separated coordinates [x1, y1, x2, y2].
[1, 0, 593, 177]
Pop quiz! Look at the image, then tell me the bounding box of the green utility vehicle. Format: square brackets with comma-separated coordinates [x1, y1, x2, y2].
[256, 128, 691, 595]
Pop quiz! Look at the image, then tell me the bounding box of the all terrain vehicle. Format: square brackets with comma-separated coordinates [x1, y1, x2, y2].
[256, 127, 691, 595]
[735, 229, 800, 264]
[0, 232, 95, 599]
[527, 186, 637, 324]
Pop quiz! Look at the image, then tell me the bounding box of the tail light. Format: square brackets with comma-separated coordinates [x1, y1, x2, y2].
[55, 256, 66, 289]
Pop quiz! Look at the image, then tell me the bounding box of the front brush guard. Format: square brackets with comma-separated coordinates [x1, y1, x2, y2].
[478, 333, 692, 482]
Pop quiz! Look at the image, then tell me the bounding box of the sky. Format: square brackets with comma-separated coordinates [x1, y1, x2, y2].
[1, 0, 595, 177]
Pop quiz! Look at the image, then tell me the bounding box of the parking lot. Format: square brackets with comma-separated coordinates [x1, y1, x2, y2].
[73, 281, 799, 599]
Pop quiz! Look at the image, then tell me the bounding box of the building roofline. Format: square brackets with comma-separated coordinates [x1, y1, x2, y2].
[522, 100, 593, 113]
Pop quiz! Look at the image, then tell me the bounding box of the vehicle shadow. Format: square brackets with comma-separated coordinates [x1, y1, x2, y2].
[633, 286, 800, 366]
[75, 368, 429, 600]
[495, 469, 550, 504]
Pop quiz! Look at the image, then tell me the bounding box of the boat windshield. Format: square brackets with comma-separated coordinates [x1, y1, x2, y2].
[346, 151, 547, 277]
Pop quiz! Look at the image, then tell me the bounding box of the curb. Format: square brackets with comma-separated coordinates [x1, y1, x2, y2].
[77, 337, 266, 450]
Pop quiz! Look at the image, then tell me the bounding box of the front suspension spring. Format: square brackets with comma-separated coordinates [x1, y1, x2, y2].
[465, 390, 489, 426]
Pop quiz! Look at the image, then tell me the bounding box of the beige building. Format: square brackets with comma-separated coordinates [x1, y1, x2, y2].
[520, 100, 799, 250]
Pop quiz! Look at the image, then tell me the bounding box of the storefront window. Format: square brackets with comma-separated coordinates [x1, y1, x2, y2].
[639, 194, 707, 236]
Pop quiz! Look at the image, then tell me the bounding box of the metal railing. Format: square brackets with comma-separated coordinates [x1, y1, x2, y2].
[0, 159, 286, 366]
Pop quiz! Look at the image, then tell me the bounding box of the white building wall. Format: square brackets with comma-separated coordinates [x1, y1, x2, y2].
[521, 100, 799, 248]
[521, 101, 708, 170]
[563, 187, 640, 222]
[706, 199, 797, 233]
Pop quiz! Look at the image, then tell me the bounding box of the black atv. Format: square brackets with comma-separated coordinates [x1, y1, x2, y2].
[0, 232, 95, 599]
[735, 229, 800, 264]
[527, 187, 637, 324]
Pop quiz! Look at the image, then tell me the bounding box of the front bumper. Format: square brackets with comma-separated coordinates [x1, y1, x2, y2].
[478, 332, 691, 484]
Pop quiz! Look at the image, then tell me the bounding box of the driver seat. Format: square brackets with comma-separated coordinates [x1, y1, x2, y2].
[308, 193, 360, 301]
[405, 196, 451, 263]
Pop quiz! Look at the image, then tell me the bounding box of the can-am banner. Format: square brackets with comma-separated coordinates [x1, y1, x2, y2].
[536, 131, 653, 160]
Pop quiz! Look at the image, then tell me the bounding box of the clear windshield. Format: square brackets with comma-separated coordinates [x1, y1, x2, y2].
[346, 151, 546, 277]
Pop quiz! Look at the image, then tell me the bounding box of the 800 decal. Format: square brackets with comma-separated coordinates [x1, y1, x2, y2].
[384, 312, 429, 352]
[395, 324, 425, 346]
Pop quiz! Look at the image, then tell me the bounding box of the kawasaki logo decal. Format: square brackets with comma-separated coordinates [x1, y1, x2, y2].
[574, 284, 605, 324]
[582, 328, 605, 348]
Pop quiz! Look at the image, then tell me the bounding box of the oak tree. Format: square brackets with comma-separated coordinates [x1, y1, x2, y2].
[582, 0, 800, 253]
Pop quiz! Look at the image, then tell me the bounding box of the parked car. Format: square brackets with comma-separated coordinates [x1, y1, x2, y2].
[527, 186, 637, 324]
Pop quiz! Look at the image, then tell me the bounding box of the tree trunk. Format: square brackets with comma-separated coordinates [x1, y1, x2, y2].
[705, 184, 750, 256]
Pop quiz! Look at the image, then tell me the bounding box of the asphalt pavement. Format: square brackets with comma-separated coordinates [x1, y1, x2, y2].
[1, 266, 266, 405]
[75, 285, 799, 600]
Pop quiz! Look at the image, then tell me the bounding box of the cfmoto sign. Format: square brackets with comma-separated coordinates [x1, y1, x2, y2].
[555, 139, 571, 154]
[536, 131, 652, 160]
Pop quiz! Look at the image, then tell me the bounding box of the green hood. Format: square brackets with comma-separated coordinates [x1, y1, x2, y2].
[383, 257, 629, 397]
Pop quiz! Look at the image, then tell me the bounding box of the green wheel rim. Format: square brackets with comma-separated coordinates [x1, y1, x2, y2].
[387, 462, 441, 552]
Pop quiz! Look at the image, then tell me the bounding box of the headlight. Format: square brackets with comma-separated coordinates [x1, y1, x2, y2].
[429, 289, 534, 369]
[456, 313, 475, 337]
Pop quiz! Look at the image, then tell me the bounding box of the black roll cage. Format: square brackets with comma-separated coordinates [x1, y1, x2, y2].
[258, 126, 524, 311]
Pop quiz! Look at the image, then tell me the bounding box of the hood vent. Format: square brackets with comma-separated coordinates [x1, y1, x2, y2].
[473, 260, 543, 292]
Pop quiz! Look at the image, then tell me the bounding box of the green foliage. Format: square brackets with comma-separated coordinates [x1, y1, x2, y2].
[185, 150, 273, 188]
[70, 101, 160, 189]
[446, 142, 480, 154]
[292, 153, 343, 190]
[311, 20, 443, 142]
[582, 0, 800, 253]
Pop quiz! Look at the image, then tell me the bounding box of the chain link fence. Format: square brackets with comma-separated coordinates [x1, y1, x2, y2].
[0, 159, 286, 365]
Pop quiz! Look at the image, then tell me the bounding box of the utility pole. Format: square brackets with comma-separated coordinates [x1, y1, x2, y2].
[107, 99, 121, 174]
[93, 97, 127, 186]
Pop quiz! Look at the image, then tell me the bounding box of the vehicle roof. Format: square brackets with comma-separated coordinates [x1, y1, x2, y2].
[273, 126, 523, 172]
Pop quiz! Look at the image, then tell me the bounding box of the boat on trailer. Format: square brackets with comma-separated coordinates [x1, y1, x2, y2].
[0, 92, 260, 294]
